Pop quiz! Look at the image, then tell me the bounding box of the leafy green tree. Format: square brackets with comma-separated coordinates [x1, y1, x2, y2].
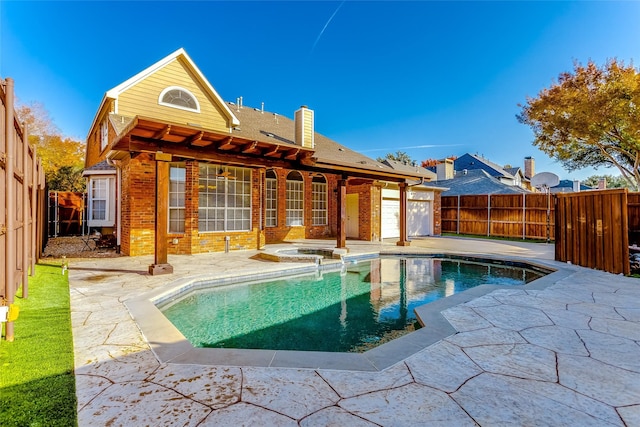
[518, 59, 640, 191]
[583, 174, 636, 190]
[16, 102, 86, 191]
[376, 151, 414, 164]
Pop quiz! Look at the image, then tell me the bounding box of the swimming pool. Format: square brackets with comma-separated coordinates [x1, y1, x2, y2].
[158, 256, 548, 353]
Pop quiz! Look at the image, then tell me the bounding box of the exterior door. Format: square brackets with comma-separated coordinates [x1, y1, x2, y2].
[408, 200, 432, 236]
[346, 194, 359, 238]
[381, 197, 400, 238]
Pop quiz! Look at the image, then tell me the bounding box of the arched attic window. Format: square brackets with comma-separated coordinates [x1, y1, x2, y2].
[158, 86, 201, 113]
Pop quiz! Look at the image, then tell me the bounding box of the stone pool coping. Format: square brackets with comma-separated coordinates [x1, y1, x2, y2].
[125, 251, 568, 371]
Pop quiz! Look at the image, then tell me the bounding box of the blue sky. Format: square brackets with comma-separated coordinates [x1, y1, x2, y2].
[2, 1, 639, 180]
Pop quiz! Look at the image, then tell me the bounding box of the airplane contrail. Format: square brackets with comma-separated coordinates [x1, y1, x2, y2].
[310, 1, 345, 55]
[360, 144, 464, 153]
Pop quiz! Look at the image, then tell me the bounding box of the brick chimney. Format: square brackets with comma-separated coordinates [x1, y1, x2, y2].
[598, 178, 607, 189]
[524, 156, 535, 179]
[436, 158, 454, 180]
[294, 105, 314, 149]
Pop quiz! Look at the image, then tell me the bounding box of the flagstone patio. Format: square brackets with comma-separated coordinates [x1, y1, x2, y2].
[67, 237, 640, 426]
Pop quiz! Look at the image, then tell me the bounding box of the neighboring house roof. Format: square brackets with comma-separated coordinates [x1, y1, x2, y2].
[551, 180, 594, 193]
[454, 153, 515, 180]
[432, 169, 529, 196]
[380, 159, 437, 181]
[82, 160, 116, 176]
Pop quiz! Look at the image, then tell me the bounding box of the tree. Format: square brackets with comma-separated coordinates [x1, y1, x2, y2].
[583, 174, 636, 190]
[517, 59, 640, 191]
[376, 151, 414, 164]
[16, 102, 86, 191]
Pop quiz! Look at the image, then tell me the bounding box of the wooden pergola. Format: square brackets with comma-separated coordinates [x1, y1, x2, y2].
[109, 117, 423, 274]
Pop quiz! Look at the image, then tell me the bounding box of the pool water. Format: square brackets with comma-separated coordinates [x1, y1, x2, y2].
[159, 256, 546, 353]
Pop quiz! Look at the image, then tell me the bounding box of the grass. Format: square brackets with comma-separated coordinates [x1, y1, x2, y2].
[0, 262, 77, 427]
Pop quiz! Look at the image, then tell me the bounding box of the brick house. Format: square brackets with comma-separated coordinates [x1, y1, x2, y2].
[83, 48, 441, 273]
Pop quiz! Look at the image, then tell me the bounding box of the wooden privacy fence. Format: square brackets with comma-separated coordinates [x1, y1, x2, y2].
[1, 77, 47, 342]
[48, 191, 86, 237]
[628, 193, 640, 246]
[555, 189, 629, 275]
[441, 193, 555, 241]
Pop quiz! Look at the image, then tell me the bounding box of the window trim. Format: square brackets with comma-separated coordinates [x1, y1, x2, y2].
[87, 175, 115, 227]
[169, 164, 186, 234]
[286, 171, 304, 226]
[265, 170, 277, 228]
[198, 165, 252, 233]
[312, 175, 328, 226]
[158, 86, 201, 113]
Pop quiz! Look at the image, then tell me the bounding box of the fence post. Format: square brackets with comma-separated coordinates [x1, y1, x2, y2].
[4, 77, 16, 342]
[457, 194, 460, 235]
[522, 192, 526, 240]
[22, 122, 29, 298]
[487, 195, 491, 237]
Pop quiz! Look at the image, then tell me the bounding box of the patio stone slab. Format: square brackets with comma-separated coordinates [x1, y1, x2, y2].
[445, 326, 526, 347]
[339, 383, 475, 426]
[618, 404, 640, 427]
[77, 381, 211, 426]
[300, 406, 379, 426]
[543, 307, 592, 330]
[463, 343, 557, 381]
[452, 373, 621, 426]
[567, 302, 626, 320]
[241, 368, 339, 420]
[519, 325, 589, 356]
[146, 364, 242, 409]
[576, 329, 640, 373]
[441, 305, 493, 331]
[201, 402, 297, 426]
[473, 303, 553, 331]
[589, 316, 640, 341]
[405, 341, 482, 392]
[318, 362, 412, 399]
[558, 354, 640, 407]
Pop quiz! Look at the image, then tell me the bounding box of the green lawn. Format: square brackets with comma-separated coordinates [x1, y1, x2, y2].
[0, 263, 77, 427]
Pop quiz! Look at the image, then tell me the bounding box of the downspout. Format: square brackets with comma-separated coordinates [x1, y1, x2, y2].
[106, 157, 121, 252]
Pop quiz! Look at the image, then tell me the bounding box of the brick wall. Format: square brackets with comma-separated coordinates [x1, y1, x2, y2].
[119, 159, 390, 255]
[433, 191, 442, 236]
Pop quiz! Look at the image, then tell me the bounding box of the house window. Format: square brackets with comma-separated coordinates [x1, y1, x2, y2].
[158, 86, 200, 112]
[169, 164, 186, 233]
[90, 178, 107, 221]
[198, 165, 251, 232]
[100, 119, 108, 151]
[265, 169, 277, 227]
[286, 171, 304, 226]
[312, 175, 327, 226]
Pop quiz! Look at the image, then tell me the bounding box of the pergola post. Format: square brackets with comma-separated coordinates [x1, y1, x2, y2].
[148, 152, 174, 275]
[396, 181, 410, 246]
[336, 178, 347, 248]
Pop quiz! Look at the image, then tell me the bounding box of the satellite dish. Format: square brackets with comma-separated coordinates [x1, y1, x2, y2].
[531, 172, 560, 189]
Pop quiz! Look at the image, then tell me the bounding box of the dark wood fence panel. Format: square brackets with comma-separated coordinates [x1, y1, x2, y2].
[48, 191, 85, 237]
[628, 193, 640, 246]
[441, 193, 555, 241]
[555, 189, 629, 275]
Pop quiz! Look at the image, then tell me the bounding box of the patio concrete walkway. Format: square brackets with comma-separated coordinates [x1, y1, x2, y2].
[68, 237, 640, 426]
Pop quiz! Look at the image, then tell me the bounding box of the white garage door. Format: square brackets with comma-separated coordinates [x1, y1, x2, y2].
[381, 198, 399, 238]
[408, 200, 432, 237]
